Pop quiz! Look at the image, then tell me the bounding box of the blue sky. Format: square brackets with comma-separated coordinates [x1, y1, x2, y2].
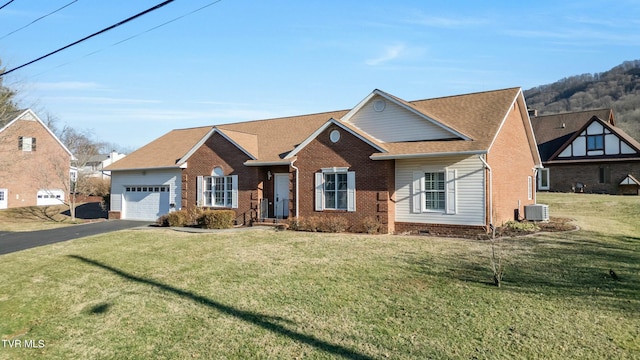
[1, 0, 639, 151]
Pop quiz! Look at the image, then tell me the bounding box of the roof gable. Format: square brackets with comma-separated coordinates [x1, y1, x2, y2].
[0, 109, 74, 158]
[531, 109, 614, 161]
[341, 89, 470, 142]
[551, 116, 640, 161]
[285, 118, 386, 159]
[177, 127, 258, 165]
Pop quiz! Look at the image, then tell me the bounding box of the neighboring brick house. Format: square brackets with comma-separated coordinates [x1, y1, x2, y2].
[0, 109, 74, 209]
[531, 109, 640, 195]
[106, 88, 542, 234]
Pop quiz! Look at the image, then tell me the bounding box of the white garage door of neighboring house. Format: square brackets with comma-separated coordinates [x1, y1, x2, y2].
[37, 189, 65, 206]
[123, 185, 170, 221]
[0, 189, 7, 209]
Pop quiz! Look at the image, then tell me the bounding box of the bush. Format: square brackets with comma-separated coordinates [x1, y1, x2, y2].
[359, 216, 382, 234]
[197, 210, 235, 229]
[318, 216, 349, 233]
[288, 216, 349, 233]
[156, 214, 170, 227]
[166, 210, 188, 227]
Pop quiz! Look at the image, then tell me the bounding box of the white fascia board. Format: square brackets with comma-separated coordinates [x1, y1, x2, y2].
[243, 160, 292, 166]
[110, 166, 182, 172]
[176, 127, 256, 166]
[370, 150, 486, 160]
[285, 118, 385, 159]
[341, 89, 472, 141]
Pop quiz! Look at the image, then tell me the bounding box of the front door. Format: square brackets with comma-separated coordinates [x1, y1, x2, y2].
[274, 174, 289, 219]
[0, 189, 7, 209]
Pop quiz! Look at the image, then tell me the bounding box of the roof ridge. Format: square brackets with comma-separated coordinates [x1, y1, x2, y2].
[408, 87, 520, 103]
[214, 109, 349, 127]
[534, 108, 612, 118]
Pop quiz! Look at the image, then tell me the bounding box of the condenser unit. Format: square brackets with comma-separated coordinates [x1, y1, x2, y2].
[524, 204, 549, 221]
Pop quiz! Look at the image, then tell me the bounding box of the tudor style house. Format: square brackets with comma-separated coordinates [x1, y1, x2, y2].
[0, 109, 74, 209]
[106, 88, 542, 235]
[531, 109, 640, 195]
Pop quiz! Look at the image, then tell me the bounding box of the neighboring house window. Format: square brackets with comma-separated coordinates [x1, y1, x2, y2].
[412, 169, 457, 214]
[197, 168, 238, 208]
[315, 168, 356, 212]
[587, 134, 604, 151]
[599, 166, 611, 184]
[18, 136, 36, 151]
[538, 168, 550, 190]
[424, 171, 445, 211]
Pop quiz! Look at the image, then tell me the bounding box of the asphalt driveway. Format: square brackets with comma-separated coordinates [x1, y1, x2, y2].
[0, 220, 152, 255]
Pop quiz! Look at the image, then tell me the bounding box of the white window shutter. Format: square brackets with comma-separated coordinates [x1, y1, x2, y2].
[196, 175, 203, 207]
[231, 175, 239, 208]
[315, 172, 324, 211]
[347, 171, 356, 212]
[446, 169, 457, 214]
[412, 171, 424, 213]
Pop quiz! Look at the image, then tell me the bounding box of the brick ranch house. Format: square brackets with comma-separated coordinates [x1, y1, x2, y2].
[0, 109, 74, 209]
[531, 109, 640, 195]
[106, 88, 542, 235]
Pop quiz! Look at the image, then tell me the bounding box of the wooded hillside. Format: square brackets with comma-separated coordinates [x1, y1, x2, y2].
[524, 60, 640, 140]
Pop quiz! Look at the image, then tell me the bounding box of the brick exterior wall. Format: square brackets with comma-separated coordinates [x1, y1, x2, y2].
[294, 124, 396, 233]
[395, 222, 487, 238]
[0, 117, 71, 208]
[545, 161, 640, 194]
[486, 101, 537, 225]
[181, 132, 259, 225]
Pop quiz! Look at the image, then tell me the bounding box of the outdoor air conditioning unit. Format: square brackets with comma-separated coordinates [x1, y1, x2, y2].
[524, 204, 549, 221]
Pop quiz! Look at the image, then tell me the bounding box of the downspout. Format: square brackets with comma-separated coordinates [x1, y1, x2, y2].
[479, 155, 493, 231]
[290, 158, 300, 221]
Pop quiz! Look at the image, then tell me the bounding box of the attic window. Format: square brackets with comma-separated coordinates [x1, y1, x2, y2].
[18, 136, 36, 151]
[373, 99, 386, 112]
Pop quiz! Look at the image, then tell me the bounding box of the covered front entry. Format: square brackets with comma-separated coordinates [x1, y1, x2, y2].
[123, 185, 170, 221]
[274, 173, 289, 219]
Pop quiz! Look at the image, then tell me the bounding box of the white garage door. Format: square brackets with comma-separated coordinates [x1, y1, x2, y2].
[123, 185, 170, 221]
[37, 189, 65, 206]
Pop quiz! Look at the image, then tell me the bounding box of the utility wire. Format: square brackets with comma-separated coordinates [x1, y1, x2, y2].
[1, 0, 79, 40]
[7, 0, 224, 80]
[0, 0, 175, 78]
[0, 0, 15, 11]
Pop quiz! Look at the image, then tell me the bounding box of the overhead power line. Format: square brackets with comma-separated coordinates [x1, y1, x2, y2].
[0, 0, 175, 78]
[0, 0, 15, 11]
[1, 0, 79, 40]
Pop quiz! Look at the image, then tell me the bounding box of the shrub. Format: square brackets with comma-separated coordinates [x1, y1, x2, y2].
[360, 216, 382, 234]
[197, 210, 235, 229]
[318, 216, 349, 233]
[166, 210, 188, 227]
[156, 214, 170, 227]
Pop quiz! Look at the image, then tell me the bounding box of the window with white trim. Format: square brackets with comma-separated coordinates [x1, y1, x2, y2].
[197, 168, 238, 208]
[424, 171, 445, 211]
[315, 168, 355, 212]
[412, 168, 456, 214]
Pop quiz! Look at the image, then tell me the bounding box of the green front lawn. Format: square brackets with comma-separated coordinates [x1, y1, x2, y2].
[0, 193, 638, 359]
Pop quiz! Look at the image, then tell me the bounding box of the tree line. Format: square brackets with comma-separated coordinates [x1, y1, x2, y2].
[524, 60, 640, 140]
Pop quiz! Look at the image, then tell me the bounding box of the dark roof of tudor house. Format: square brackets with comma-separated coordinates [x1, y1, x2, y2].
[531, 109, 614, 162]
[107, 87, 534, 170]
